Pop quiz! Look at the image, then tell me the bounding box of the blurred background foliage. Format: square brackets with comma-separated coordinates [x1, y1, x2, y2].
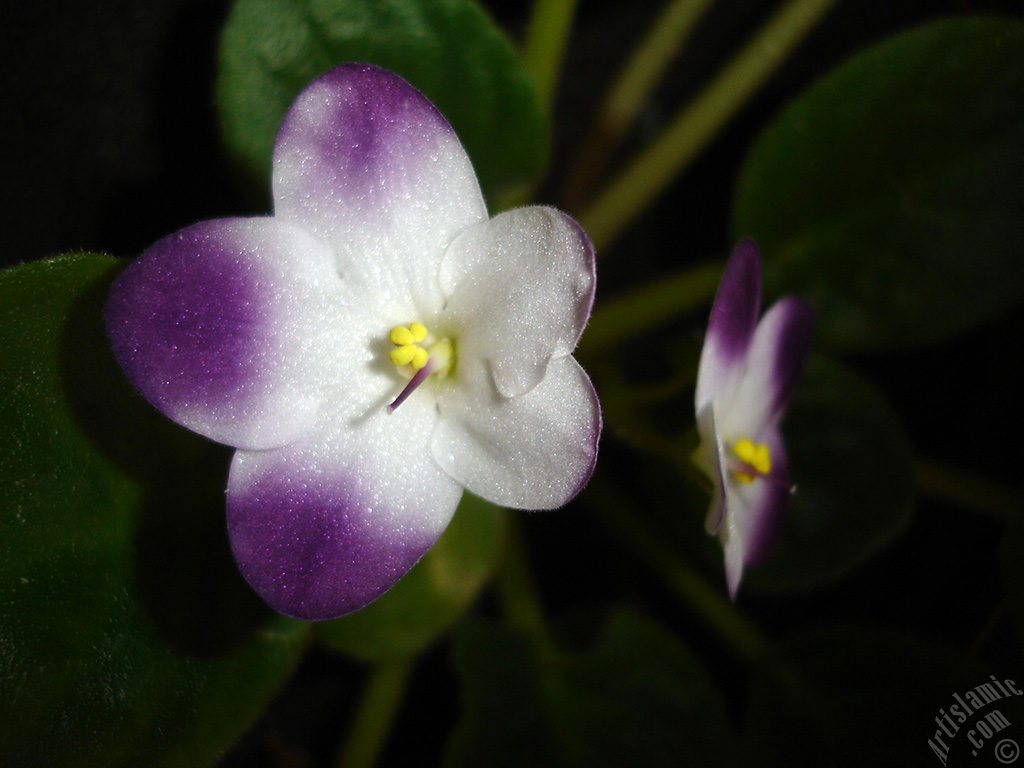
[2, 1, 1023, 766]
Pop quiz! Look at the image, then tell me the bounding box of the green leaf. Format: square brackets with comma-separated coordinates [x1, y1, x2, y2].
[316, 494, 505, 661]
[733, 18, 1024, 350]
[742, 624, 1020, 767]
[0, 255, 309, 767]
[446, 608, 736, 768]
[744, 357, 914, 593]
[217, 0, 548, 207]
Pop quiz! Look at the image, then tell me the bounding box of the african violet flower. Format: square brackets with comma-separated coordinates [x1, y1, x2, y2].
[693, 240, 813, 597]
[107, 64, 600, 621]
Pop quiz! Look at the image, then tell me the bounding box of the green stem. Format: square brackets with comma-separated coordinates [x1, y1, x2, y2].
[586, 479, 771, 665]
[521, 0, 580, 113]
[579, 0, 840, 252]
[594, 358, 700, 462]
[495, 515, 552, 648]
[579, 260, 722, 355]
[914, 457, 1023, 522]
[562, 0, 717, 209]
[334, 658, 415, 768]
[968, 602, 1005, 658]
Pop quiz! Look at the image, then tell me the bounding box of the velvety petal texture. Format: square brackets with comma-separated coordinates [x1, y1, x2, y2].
[723, 296, 815, 437]
[107, 63, 601, 621]
[227, 425, 462, 620]
[439, 207, 596, 397]
[695, 239, 761, 415]
[694, 240, 812, 598]
[273, 64, 488, 315]
[107, 218, 340, 450]
[719, 421, 790, 598]
[433, 356, 601, 510]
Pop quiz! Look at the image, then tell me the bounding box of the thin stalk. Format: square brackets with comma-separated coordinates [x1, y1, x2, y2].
[579, 0, 840, 252]
[334, 658, 415, 768]
[968, 602, 1005, 658]
[522, 0, 580, 113]
[580, 260, 722, 355]
[586, 479, 771, 665]
[562, 0, 717, 209]
[914, 457, 1023, 523]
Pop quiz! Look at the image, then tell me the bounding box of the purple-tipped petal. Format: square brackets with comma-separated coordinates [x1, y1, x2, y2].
[720, 426, 790, 598]
[273, 64, 488, 314]
[433, 356, 601, 510]
[106, 218, 340, 450]
[695, 239, 762, 413]
[111, 62, 608, 622]
[227, 435, 463, 621]
[723, 295, 814, 437]
[439, 207, 596, 398]
[743, 426, 790, 567]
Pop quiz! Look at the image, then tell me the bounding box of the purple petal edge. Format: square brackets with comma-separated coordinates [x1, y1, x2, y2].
[722, 427, 791, 599]
[227, 458, 452, 621]
[744, 427, 791, 568]
[707, 239, 762, 364]
[274, 65, 433, 201]
[106, 221, 267, 431]
[766, 296, 815, 422]
[272, 63, 479, 225]
[696, 239, 762, 410]
[559, 364, 603, 507]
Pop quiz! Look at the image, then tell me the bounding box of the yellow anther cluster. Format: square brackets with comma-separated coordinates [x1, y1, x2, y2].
[732, 437, 771, 483]
[389, 322, 430, 371]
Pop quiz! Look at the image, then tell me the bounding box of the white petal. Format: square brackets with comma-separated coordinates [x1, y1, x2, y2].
[272, 64, 488, 316]
[438, 206, 596, 398]
[695, 240, 761, 414]
[227, 390, 462, 620]
[719, 296, 814, 437]
[719, 426, 790, 598]
[432, 356, 600, 510]
[107, 217, 342, 450]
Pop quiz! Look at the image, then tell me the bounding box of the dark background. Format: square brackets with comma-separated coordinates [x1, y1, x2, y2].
[2, 0, 1020, 269]
[2, 1, 1023, 766]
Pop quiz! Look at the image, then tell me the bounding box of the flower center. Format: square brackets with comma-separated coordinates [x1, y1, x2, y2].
[730, 437, 771, 483]
[386, 322, 453, 412]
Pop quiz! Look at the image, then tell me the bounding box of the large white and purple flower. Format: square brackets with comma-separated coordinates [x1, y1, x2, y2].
[106, 64, 601, 621]
[693, 240, 813, 598]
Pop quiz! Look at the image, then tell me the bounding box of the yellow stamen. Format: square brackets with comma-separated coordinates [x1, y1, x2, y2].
[385, 322, 456, 412]
[389, 326, 414, 346]
[389, 344, 417, 366]
[410, 347, 429, 371]
[732, 437, 771, 483]
[387, 323, 453, 377]
[409, 322, 428, 342]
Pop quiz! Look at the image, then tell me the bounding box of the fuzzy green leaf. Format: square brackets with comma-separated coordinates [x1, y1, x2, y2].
[0, 255, 308, 767]
[217, 0, 547, 208]
[446, 608, 736, 768]
[734, 18, 1024, 350]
